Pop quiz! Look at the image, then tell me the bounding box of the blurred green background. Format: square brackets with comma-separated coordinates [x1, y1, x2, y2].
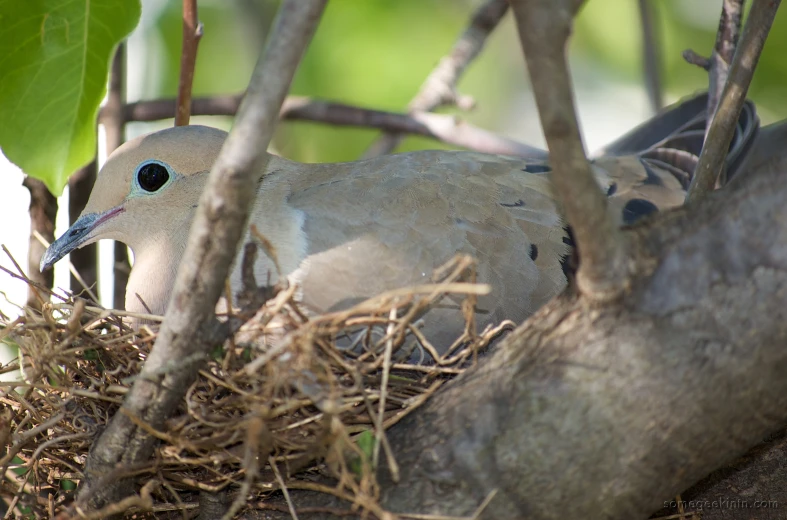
[128, 0, 787, 161]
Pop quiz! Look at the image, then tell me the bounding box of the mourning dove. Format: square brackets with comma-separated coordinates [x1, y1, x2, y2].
[41, 92, 758, 355]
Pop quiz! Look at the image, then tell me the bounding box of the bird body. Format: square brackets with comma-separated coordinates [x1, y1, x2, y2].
[41, 93, 758, 355]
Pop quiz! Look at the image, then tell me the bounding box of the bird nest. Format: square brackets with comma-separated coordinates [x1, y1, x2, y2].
[0, 255, 512, 519]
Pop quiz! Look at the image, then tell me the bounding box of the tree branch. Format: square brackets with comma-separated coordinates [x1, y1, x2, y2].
[73, 0, 328, 511]
[174, 0, 203, 126]
[103, 95, 548, 159]
[510, 0, 629, 300]
[103, 43, 130, 309]
[67, 158, 98, 301]
[638, 0, 663, 113]
[707, 0, 745, 126]
[21, 178, 57, 311]
[687, 0, 780, 202]
[376, 149, 787, 519]
[362, 0, 509, 158]
[283, 97, 547, 158]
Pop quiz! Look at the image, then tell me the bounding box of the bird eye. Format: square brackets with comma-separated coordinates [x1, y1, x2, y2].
[137, 162, 170, 192]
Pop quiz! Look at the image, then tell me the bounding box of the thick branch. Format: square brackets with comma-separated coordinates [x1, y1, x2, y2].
[74, 0, 328, 511]
[104, 95, 547, 159]
[510, 0, 628, 299]
[687, 0, 780, 201]
[174, 0, 202, 126]
[362, 0, 509, 158]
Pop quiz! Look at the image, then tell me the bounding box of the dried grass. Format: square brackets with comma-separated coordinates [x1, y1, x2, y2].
[0, 255, 512, 519]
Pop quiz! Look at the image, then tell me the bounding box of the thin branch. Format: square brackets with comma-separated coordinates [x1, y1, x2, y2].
[114, 94, 242, 121]
[637, 0, 663, 113]
[175, 0, 203, 126]
[687, 0, 780, 202]
[104, 44, 127, 153]
[510, 0, 629, 299]
[707, 0, 745, 126]
[682, 49, 711, 70]
[74, 0, 329, 512]
[103, 43, 130, 310]
[362, 0, 509, 158]
[283, 97, 547, 158]
[67, 158, 99, 301]
[21, 178, 57, 311]
[104, 95, 546, 159]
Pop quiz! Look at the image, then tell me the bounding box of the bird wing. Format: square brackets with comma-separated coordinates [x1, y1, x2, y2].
[285, 151, 567, 333]
[266, 92, 759, 355]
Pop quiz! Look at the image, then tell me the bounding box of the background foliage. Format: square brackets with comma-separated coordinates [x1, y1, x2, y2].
[1, 0, 786, 195]
[0, 0, 140, 194]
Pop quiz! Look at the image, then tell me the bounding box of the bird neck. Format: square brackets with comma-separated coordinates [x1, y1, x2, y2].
[125, 235, 187, 316]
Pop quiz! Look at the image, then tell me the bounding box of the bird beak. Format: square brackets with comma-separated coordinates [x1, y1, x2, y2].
[40, 207, 124, 271]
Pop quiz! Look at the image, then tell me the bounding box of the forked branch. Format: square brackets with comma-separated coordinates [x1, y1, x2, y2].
[687, 0, 780, 201]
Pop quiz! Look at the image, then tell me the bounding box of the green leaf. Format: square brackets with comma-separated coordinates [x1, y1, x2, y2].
[0, 0, 141, 195]
[355, 429, 375, 460]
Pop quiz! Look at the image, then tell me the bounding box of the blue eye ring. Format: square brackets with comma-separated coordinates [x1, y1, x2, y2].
[134, 160, 174, 193]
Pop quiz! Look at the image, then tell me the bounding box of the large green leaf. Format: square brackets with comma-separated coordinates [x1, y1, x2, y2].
[0, 0, 141, 195]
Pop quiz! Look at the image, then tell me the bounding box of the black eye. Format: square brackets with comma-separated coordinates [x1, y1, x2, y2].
[137, 162, 170, 192]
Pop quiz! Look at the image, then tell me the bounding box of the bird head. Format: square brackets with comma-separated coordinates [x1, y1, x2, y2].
[40, 125, 228, 272]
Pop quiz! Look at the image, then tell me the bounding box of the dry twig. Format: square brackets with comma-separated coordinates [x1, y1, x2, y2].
[363, 0, 509, 157]
[0, 253, 494, 518]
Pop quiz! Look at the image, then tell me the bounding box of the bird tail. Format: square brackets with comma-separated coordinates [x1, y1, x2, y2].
[596, 91, 760, 188]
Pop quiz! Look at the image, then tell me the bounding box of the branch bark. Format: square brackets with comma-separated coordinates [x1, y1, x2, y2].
[686, 0, 779, 202]
[174, 0, 202, 126]
[510, 0, 629, 300]
[362, 0, 509, 158]
[73, 0, 328, 511]
[103, 95, 548, 159]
